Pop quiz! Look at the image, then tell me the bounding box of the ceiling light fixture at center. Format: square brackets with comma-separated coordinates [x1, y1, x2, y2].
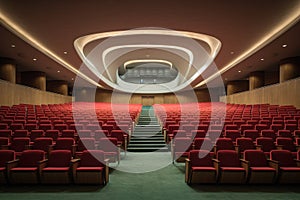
[124, 59, 173, 69]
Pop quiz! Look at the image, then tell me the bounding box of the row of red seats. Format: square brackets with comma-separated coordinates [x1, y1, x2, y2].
[185, 149, 300, 184]
[0, 136, 121, 163]
[172, 137, 300, 162]
[0, 149, 109, 185]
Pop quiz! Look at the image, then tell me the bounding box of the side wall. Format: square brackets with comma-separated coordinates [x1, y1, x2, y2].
[94, 88, 221, 104]
[0, 79, 73, 106]
[220, 77, 300, 108]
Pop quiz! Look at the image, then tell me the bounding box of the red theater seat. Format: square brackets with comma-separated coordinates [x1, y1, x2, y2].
[7, 150, 45, 184]
[52, 138, 76, 156]
[276, 137, 300, 158]
[45, 130, 59, 141]
[40, 150, 73, 184]
[256, 137, 279, 157]
[5, 137, 30, 157]
[270, 150, 300, 184]
[110, 130, 128, 151]
[75, 138, 96, 158]
[215, 150, 246, 184]
[236, 138, 257, 156]
[73, 150, 109, 185]
[12, 130, 29, 138]
[0, 150, 15, 184]
[243, 150, 276, 184]
[98, 138, 120, 164]
[185, 150, 217, 184]
[244, 130, 260, 141]
[31, 137, 53, 155]
[214, 138, 236, 155]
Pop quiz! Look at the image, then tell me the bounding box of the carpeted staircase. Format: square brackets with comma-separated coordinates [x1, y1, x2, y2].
[127, 106, 168, 152]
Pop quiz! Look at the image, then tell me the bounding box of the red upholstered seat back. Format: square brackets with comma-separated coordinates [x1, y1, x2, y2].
[276, 137, 296, 151]
[110, 130, 126, 141]
[47, 150, 72, 167]
[0, 130, 12, 138]
[77, 138, 95, 151]
[18, 150, 44, 167]
[189, 150, 213, 167]
[98, 138, 118, 152]
[0, 137, 9, 146]
[174, 137, 192, 152]
[54, 138, 75, 150]
[79, 150, 105, 167]
[244, 150, 268, 167]
[33, 138, 53, 151]
[193, 138, 212, 150]
[256, 137, 276, 152]
[236, 138, 255, 152]
[11, 137, 30, 152]
[216, 138, 235, 151]
[217, 150, 240, 167]
[270, 150, 296, 167]
[0, 150, 15, 167]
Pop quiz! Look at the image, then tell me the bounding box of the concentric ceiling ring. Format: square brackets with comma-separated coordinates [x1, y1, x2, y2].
[74, 28, 221, 93]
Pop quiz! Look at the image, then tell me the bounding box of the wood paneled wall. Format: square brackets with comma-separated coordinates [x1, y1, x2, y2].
[0, 79, 73, 106]
[220, 77, 300, 108]
[94, 88, 222, 105]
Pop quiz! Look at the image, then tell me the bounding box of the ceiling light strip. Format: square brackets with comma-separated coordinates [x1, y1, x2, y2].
[124, 59, 173, 69]
[0, 11, 103, 88]
[195, 6, 300, 87]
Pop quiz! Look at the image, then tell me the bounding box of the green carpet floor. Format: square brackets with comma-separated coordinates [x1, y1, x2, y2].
[1, 161, 300, 200]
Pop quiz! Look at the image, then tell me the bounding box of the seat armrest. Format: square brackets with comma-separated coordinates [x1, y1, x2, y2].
[213, 146, 217, 155]
[38, 159, 48, 174]
[72, 145, 77, 156]
[294, 159, 300, 167]
[267, 159, 279, 170]
[240, 159, 249, 180]
[276, 145, 283, 150]
[104, 158, 110, 184]
[185, 158, 191, 183]
[234, 145, 239, 153]
[104, 158, 110, 165]
[71, 158, 80, 163]
[212, 159, 220, 178]
[6, 159, 19, 169]
[171, 143, 175, 162]
[70, 158, 80, 179]
[255, 145, 262, 150]
[6, 159, 19, 176]
[48, 145, 54, 152]
[240, 159, 249, 169]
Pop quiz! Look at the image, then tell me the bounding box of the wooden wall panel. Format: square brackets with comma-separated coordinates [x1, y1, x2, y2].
[0, 80, 72, 106]
[221, 77, 300, 108]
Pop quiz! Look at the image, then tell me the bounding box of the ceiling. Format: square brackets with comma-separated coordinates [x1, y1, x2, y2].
[0, 0, 300, 91]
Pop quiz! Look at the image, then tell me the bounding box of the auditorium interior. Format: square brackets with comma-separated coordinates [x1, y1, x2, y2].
[0, 1, 300, 200]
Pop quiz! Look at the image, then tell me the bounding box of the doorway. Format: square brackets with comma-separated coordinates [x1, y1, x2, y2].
[142, 96, 154, 106]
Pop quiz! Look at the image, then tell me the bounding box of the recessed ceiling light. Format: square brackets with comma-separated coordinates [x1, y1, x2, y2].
[63, 51, 68, 54]
[238, 70, 241, 73]
[230, 51, 234, 54]
[282, 44, 288, 48]
[57, 70, 60, 73]
[260, 58, 264, 61]
[71, 78, 74, 81]
[33, 58, 37, 61]
[11, 44, 16, 48]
